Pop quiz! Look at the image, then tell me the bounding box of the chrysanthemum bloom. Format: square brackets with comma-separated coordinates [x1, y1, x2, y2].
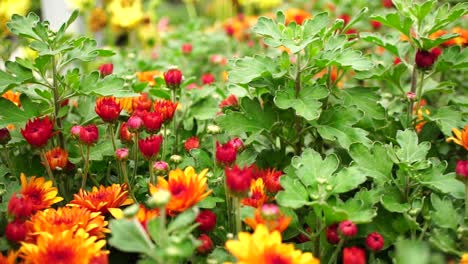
[242, 178, 269, 208]
[119, 122, 134, 145]
[142, 111, 163, 133]
[153, 100, 177, 123]
[19, 230, 107, 264]
[26, 207, 109, 240]
[132, 93, 153, 112]
[137, 71, 162, 87]
[2, 90, 21, 107]
[284, 8, 312, 25]
[343, 247, 366, 264]
[89, 7, 107, 32]
[216, 142, 237, 166]
[447, 124, 468, 150]
[108, 0, 143, 29]
[197, 234, 213, 254]
[79, 124, 99, 145]
[225, 224, 319, 264]
[225, 165, 252, 197]
[195, 210, 217, 233]
[98, 63, 113, 77]
[261, 168, 283, 193]
[8, 193, 34, 219]
[201, 73, 215, 85]
[44, 147, 68, 170]
[21, 116, 54, 148]
[19, 173, 63, 213]
[127, 115, 144, 132]
[116, 96, 135, 113]
[95, 97, 122, 123]
[149, 167, 212, 215]
[244, 204, 291, 233]
[461, 254, 468, 264]
[415, 49, 439, 69]
[136, 205, 159, 230]
[138, 135, 163, 159]
[219, 94, 239, 110]
[184, 136, 200, 152]
[153, 161, 169, 174]
[164, 68, 183, 89]
[0, 250, 18, 264]
[68, 184, 133, 218]
[0, 127, 11, 145]
[228, 137, 244, 152]
[456, 160, 468, 179]
[366, 232, 384, 251]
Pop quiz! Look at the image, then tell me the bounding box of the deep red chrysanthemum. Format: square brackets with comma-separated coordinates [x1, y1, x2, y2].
[201, 73, 215, 85]
[219, 94, 239, 110]
[138, 135, 163, 159]
[153, 100, 177, 123]
[184, 136, 200, 152]
[21, 116, 54, 148]
[195, 210, 217, 233]
[5, 220, 27, 243]
[95, 97, 122, 123]
[142, 111, 163, 133]
[164, 69, 183, 89]
[343, 247, 366, 264]
[0, 127, 11, 145]
[216, 141, 237, 165]
[225, 165, 253, 197]
[79, 124, 99, 145]
[415, 49, 440, 69]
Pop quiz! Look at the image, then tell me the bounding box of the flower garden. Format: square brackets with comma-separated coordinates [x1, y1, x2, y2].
[0, 0, 467, 263]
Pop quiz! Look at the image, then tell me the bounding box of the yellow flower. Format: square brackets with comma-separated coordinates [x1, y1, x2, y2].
[68, 184, 133, 218]
[447, 124, 468, 150]
[108, 0, 144, 29]
[226, 224, 319, 264]
[65, 0, 94, 11]
[20, 173, 63, 212]
[19, 230, 107, 264]
[149, 166, 212, 215]
[460, 253, 468, 264]
[0, 0, 30, 33]
[242, 178, 269, 208]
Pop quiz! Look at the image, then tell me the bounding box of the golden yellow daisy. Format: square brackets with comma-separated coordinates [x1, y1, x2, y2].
[19, 230, 107, 264]
[226, 224, 319, 264]
[20, 173, 63, 213]
[447, 124, 468, 150]
[149, 166, 212, 215]
[68, 184, 133, 218]
[26, 207, 109, 240]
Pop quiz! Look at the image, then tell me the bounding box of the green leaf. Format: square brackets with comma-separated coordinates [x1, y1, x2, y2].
[0, 96, 42, 127]
[109, 218, 154, 254]
[371, 12, 413, 37]
[337, 196, 377, 223]
[302, 12, 329, 38]
[329, 166, 367, 194]
[349, 143, 393, 185]
[435, 46, 468, 71]
[217, 98, 276, 135]
[337, 87, 386, 120]
[88, 140, 115, 161]
[395, 239, 430, 264]
[167, 208, 197, 233]
[293, 148, 339, 187]
[197, 196, 224, 209]
[189, 97, 218, 120]
[381, 187, 409, 213]
[6, 12, 43, 41]
[60, 37, 115, 67]
[394, 129, 430, 164]
[428, 107, 463, 136]
[419, 161, 465, 199]
[78, 72, 139, 97]
[334, 49, 373, 71]
[430, 2, 468, 34]
[0, 61, 34, 93]
[274, 84, 328, 121]
[429, 229, 462, 256]
[276, 175, 309, 209]
[316, 107, 371, 150]
[252, 16, 282, 47]
[430, 194, 461, 230]
[228, 56, 287, 84]
[360, 32, 401, 57]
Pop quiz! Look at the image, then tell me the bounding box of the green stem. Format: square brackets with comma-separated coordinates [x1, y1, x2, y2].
[414, 71, 425, 119]
[212, 135, 217, 169]
[51, 56, 65, 149]
[2, 145, 15, 177]
[40, 149, 56, 187]
[132, 132, 140, 183]
[224, 170, 233, 234]
[159, 205, 168, 247]
[121, 160, 135, 201]
[81, 145, 91, 189]
[162, 125, 167, 160]
[184, 0, 197, 19]
[149, 158, 155, 185]
[109, 124, 122, 182]
[171, 89, 178, 154]
[407, 66, 418, 128]
[294, 54, 303, 155]
[330, 239, 344, 264]
[233, 196, 242, 237]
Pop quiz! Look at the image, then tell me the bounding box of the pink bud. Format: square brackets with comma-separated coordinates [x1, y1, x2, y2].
[127, 115, 144, 132]
[71, 125, 82, 138]
[116, 148, 129, 160]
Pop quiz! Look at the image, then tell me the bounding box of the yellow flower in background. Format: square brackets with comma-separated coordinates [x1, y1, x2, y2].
[238, 0, 282, 10]
[65, 0, 94, 11]
[225, 224, 319, 264]
[0, 0, 30, 34]
[460, 253, 468, 264]
[108, 0, 144, 29]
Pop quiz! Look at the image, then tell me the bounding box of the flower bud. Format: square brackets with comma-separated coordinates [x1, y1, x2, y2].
[79, 124, 99, 145]
[181, 43, 193, 55]
[196, 234, 213, 254]
[196, 210, 217, 233]
[415, 49, 438, 69]
[153, 161, 169, 174]
[228, 137, 244, 152]
[201, 73, 215, 85]
[339, 220, 358, 238]
[0, 128, 11, 145]
[184, 136, 200, 152]
[406, 92, 416, 100]
[123, 203, 141, 218]
[8, 194, 34, 219]
[127, 115, 144, 132]
[164, 68, 183, 89]
[70, 125, 82, 138]
[343, 247, 366, 264]
[225, 165, 252, 197]
[456, 160, 468, 179]
[366, 232, 385, 251]
[207, 124, 221, 135]
[260, 204, 280, 220]
[115, 148, 129, 161]
[5, 220, 27, 243]
[98, 63, 113, 77]
[148, 189, 171, 208]
[326, 223, 340, 244]
[170, 155, 182, 164]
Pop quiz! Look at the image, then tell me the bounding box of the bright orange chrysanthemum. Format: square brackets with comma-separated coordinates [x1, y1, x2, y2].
[68, 184, 133, 218]
[242, 178, 269, 208]
[0, 251, 18, 264]
[20, 173, 63, 213]
[244, 206, 291, 233]
[19, 230, 107, 264]
[136, 205, 159, 229]
[136, 70, 163, 86]
[284, 8, 312, 25]
[226, 224, 319, 264]
[2, 90, 21, 107]
[149, 166, 212, 215]
[26, 207, 109, 240]
[44, 147, 69, 170]
[447, 124, 468, 150]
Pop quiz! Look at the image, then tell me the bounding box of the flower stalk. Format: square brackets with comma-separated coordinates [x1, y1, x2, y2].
[81, 145, 91, 189]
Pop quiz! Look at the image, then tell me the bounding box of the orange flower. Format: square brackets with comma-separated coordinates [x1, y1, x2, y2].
[136, 205, 159, 229]
[430, 28, 468, 46]
[0, 251, 18, 264]
[26, 207, 109, 240]
[68, 184, 133, 218]
[132, 93, 152, 112]
[20, 173, 63, 213]
[136, 70, 162, 86]
[19, 230, 107, 264]
[225, 224, 319, 264]
[447, 124, 468, 150]
[116, 97, 135, 113]
[153, 99, 177, 123]
[244, 205, 291, 233]
[460, 253, 468, 264]
[242, 178, 269, 208]
[149, 166, 212, 215]
[44, 147, 69, 170]
[284, 9, 312, 25]
[2, 90, 21, 107]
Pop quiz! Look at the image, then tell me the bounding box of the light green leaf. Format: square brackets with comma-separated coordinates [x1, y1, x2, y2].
[167, 208, 197, 233]
[78, 72, 139, 97]
[381, 187, 409, 213]
[395, 129, 430, 164]
[274, 85, 328, 121]
[0, 61, 34, 94]
[395, 239, 430, 264]
[349, 143, 393, 185]
[430, 194, 461, 230]
[337, 87, 386, 120]
[329, 166, 367, 194]
[0, 96, 43, 127]
[419, 161, 465, 199]
[293, 148, 339, 187]
[428, 107, 463, 136]
[228, 56, 287, 84]
[334, 49, 373, 71]
[371, 12, 413, 37]
[276, 175, 309, 209]
[6, 12, 43, 41]
[109, 218, 154, 254]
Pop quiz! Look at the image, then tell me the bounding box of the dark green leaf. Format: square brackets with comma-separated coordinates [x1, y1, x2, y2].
[337, 87, 386, 120]
[394, 129, 430, 164]
[349, 143, 393, 185]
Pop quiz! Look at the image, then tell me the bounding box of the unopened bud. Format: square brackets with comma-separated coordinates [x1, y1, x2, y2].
[170, 155, 182, 164]
[148, 189, 171, 208]
[207, 124, 222, 135]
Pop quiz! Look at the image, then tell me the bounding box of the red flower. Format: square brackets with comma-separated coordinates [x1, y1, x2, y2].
[339, 14, 351, 25]
[456, 160, 468, 179]
[119, 122, 134, 145]
[127, 115, 144, 132]
[216, 142, 237, 165]
[21, 116, 54, 148]
[393, 57, 402, 65]
[197, 234, 213, 254]
[366, 232, 385, 251]
[227, 137, 244, 152]
[382, 0, 394, 8]
[195, 210, 217, 233]
[164, 69, 183, 89]
[142, 111, 163, 133]
[153, 100, 177, 123]
[219, 94, 239, 110]
[79, 124, 99, 145]
[201, 73, 215, 85]
[44, 147, 69, 170]
[0, 127, 11, 145]
[415, 49, 439, 69]
[326, 223, 340, 244]
[225, 165, 253, 196]
[184, 136, 200, 152]
[345, 28, 358, 39]
[339, 220, 358, 238]
[343, 247, 366, 264]
[95, 97, 122, 123]
[98, 63, 113, 77]
[5, 220, 27, 243]
[371, 20, 382, 30]
[138, 135, 163, 159]
[8, 193, 34, 219]
[181, 43, 193, 54]
[132, 93, 153, 112]
[262, 168, 283, 193]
